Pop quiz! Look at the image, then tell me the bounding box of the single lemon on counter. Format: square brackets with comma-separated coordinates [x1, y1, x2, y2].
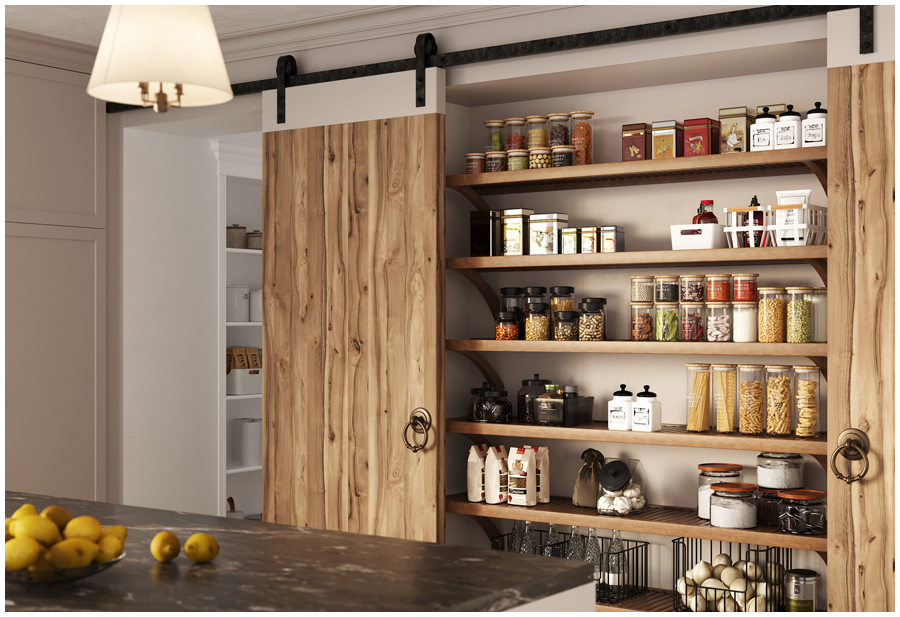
[63, 515, 103, 542]
[5, 518, 12, 541]
[102, 525, 127, 543]
[150, 531, 180, 563]
[10, 515, 62, 547]
[48, 538, 99, 569]
[184, 533, 219, 563]
[5, 537, 44, 570]
[95, 535, 124, 563]
[11, 503, 38, 519]
[40, 505, 72, 531]
[28, 551, 55, 582]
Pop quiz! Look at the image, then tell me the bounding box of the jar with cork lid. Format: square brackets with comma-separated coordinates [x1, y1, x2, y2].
[526, 116, 549, 149]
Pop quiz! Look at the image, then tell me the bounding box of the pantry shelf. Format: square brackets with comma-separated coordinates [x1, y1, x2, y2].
[225, 463, 263, 475]
[447, 147, 827, 204]
[595, 589, 675, 612]
[226, 248, 262, 255]
[226, 393, 263, 401]
[226, 321, 263, 327]
[447, 339, 827, 357]
[445, 494, 826, 552]
[446, 418, 827, 455]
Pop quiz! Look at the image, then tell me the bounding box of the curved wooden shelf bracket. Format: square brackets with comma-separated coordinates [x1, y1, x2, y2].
[450, 349, 505, 391]
[453, 268, 502, 316]
[805, 258, 827, 285]
[806, 356, 827, 380]
[468, 515, 501, 541]
[803, 159, 828, 194]
[810, 454, 828, 473]
[449, 186, 491, 211]
[464, 434, 494, 447]
[816, 550, 828, 565]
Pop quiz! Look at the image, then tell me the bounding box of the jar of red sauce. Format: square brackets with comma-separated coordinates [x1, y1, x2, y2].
[706, 275, 731, 302]
[733, 274, 759, 302]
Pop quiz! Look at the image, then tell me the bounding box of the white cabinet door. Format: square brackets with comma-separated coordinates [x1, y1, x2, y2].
[5, 223, 106, 501]
[5, 60, 106, 228]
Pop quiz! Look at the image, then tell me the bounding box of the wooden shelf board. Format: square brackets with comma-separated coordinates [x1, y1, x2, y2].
[596, 589, 675, 612]
[226, 322, 263, 327]
[447, 339, 827, 357]
[446, 418, 827, 455]
[226, 464, 263, 475]
[446, 147, 827, 196]
[226, 394, 262, 401]
[226, 248, 263, 255]
[448, 246, 827, 272]
[445, 494, 826, 552]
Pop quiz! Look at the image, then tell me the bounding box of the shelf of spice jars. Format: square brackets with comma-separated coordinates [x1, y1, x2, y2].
[446, 418, 827, 455]
[445, 494, 826, 552]
[447, 245, 827, 273]
[595, 588, 675, 612]
[446, 147, 827, 197]
[447, 339, 827, 357]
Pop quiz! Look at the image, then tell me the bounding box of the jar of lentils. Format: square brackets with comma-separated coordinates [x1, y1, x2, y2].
[551, 145, 574, 167]
[786, 287, 814, 343]
[553, 311, 578, 341]
[508, 149, 529, 171]
[680, 275, 704, 302]
[706, 274, 731, 301]
[707, 302, 732, 342]
[631, 276, 654, 302]
[578, 302, 605, 341]
[548, 112, 572, 145]
[526, 115, 549, 148]
[505, 117, 527, 150]
[529, 148, 551, 169]
[631, 303, 654, 341]
[655, 275, 679, 302]
[758, 288, 786, 342]
[484, 120, 507, 152]
[524, 303, 551, 341]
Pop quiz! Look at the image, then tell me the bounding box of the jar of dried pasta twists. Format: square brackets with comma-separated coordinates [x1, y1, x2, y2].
[686, 363, 711, 432]
[738, 365, 764, 434]
[711, 365, 737, 433]
[571, 111, 594, 165]
[758, 288, 786, 343]
[765, 366, 793, 435]
[793, 366, 820, 437]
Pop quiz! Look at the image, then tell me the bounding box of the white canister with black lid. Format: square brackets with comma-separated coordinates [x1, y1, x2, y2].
[750, 107, 777, 151]
[774, 105, 802, 150]
[631, 386, 662, 432]
[607, 384, 634, 431]
[802, 102, 827, 147]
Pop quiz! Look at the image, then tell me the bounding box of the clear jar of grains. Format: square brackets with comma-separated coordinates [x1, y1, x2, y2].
[793, 366, 821, 437]
[524, 303, 551, 341]
[697, 463, 743, 520]
[738, 365, 765, 434]
[711, 364, 737, 432]
[707, 302, 732, 342]
[553, 311, 578, 341]
[786, 287, 814, 343]
[631, 276, 654, 302]
[758, 287, 786, 343]
[526, 115, 549, 149]
[733, 301, 758, 342]
[765, 366, 793, 435]
[655, 276, 679, 302]
[710, 483, 758, 529]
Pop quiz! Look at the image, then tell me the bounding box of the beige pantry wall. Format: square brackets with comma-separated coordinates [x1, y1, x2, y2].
[444, 67, 828, 602]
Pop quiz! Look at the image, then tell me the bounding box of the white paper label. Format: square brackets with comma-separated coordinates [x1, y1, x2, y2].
[776, 125, 796, 146]
[633, 408, 650, 426]
[803, 122, 824, 144]
[609, 406, 627, 423]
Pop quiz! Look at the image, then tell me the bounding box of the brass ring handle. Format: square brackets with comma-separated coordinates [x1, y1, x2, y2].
[403, 408, 432, 453]
[830, 438, 870, 484]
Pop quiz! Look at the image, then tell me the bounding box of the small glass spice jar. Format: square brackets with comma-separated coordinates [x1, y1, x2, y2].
[548, 112, 572, 146]
[680, 303, 705, 341]
[707, 302, 732, 342]
[465, 153, 486, 174]
[758, 288, 786, 343]
[765, 366, 793, 435]
[631, 303, 654, 341]
[711, 365, 737, 432]
[757, 487, 783, 526]
[495, 311, 518, 341]
[697, 463, 743, 520]
[733, 301, 759, 343]
[486, 151, 508, 172]
[524, 303, 551, 341]
[733, 273, 759, 302]
[484, 120, 507, 152]
[580, 227, 598, 253]
[505, 117, 527, 150]
[523, 286, 547, 307]
[655, 302, 679, 341]
[685, 363, 711, 432]
[526, 115, 549, 149]
[680, 275, 705, 302]
[507, 149, 529, 171]
[786, 287, 814, 343]
[778, 490, 826, 535]
[571, 111, 594, 165]
[529, 148, 551, 169]
[758, 452, 804, 489]
[631, 276, 654, 302]
[737, 365, 765, 434]
[551, 145, 574, 167]
[706, 274, 731, 301]
[560, 227, 580, 254]
[811, 287, 827, 343]
[500, 287, 525, 340]
[553, 311, 578, 341]
[655, 275, 679, 302]
[793, 366, 821, 438]
[709, 483, 758, 529]
[578, 302, 605, 341]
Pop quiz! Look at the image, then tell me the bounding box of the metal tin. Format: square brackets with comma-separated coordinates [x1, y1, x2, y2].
[529, 213, 568, 255]
[599, 226, 624, 253]
[785, 569, 820, 611]
[684, 118, 720, 156]
[226, 224, 247, 249]
[470, 210, 502, 257]
[622, 123, 652, 161]
[756, 103, 787, 116]
[560, 227, 580, 254]
[246, 230, 262, 250]
[580, 227, 598, 253]
[501, 209, 534, 256]
[651, 120, 684, 159]
[719, 106, 755, 153]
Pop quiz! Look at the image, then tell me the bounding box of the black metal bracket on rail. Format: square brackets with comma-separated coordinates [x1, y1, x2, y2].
[276, 55, 298, 124]
[107, 5, 874, 114]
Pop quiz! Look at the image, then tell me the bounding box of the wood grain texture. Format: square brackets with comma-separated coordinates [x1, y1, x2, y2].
[263, 115, 445, 543]
[827, 62, 895, 612]
[447, 339, 827, 357]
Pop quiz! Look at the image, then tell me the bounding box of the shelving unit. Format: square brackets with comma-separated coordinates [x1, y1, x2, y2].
[448, 339, 826, 357]
[226, 393, 263, 401]
[226, 463, 264, 475]
[226, 248, 263, 256]
[226, 321, 263, 327]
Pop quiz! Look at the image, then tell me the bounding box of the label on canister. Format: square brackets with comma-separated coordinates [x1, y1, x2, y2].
[786, 579, 816, 611]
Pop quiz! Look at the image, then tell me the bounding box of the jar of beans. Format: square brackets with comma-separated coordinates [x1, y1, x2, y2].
[465, 153, 486, 174]
[680, 275, 705, 302]
[793, 365, 820, 437]
[631, 276, 654, 302]
[758, 288, 786, 343]
[551, 145, 574, 167]
[681, 302, 706, 341]
[529, 148, 551, 169]
[525, 303, 551, 341]
[571, 111, 594, 165]
[765, 365, 793, 435]
[733, 301, 758, 342]
[707, 302, 732, 342]
[495, 311, 518, 340]
[786, 287, 814, 343]
[733, 273, 759, 302]
[706, 274, 731, 301]
[578, 302, 605, 341]
[486, 151, 508, 172]
[505, 118, 527, 150]
[553, 311, 578, 341]
[548, 112, 572, 145]
[526, 115, 549, 148]
[524, 286, 547, 307]
[655, 275, 679, 302]
[484, 120, 507, 152]
[631, 303, 654, 341]
[655, 302, 679, 341]
[508, 149, 529, 171]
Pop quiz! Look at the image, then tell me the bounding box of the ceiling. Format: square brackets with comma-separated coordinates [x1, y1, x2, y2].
[4, 5, 393, 47]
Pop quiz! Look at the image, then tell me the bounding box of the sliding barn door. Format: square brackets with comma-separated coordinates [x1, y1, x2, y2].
[262, 114, 445, 542]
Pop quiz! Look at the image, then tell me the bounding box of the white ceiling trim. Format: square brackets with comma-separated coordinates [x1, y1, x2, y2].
[5, 28, 97, 74]
[216, 6, 400, 41]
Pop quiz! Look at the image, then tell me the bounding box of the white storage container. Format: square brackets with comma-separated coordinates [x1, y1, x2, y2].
[670, 224, 728, 250]
[226, 367, 263, 395]
[234, 418, 263, 466]
[227, 285, 250, 322]
[250, 290, 263, 322]
[724, 199, 769, 248]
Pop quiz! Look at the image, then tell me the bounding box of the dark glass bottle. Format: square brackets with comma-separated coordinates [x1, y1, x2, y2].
[693, 200, 718, 225]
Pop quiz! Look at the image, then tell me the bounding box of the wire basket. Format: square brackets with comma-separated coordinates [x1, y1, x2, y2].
[490, 528, 570, 557]
[672, 537, 792, 611]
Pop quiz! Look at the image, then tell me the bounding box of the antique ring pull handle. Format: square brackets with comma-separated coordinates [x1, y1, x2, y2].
[403, 408, 432, 453]
[830, 428, 870, 484]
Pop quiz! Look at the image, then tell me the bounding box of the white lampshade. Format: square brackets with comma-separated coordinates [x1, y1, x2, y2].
[87, 5, 233, 110]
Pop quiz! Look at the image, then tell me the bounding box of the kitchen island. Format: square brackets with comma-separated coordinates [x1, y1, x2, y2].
[5, 492, 594, 611]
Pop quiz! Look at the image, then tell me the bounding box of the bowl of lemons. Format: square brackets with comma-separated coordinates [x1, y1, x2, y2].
[5, 503, 127, 584]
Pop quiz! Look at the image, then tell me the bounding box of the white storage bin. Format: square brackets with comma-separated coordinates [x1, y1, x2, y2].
[767, 203, 827, 247]
[670, 224, 728, 250]
[724, 205, 770, 248]
[226, 367, 263, 395]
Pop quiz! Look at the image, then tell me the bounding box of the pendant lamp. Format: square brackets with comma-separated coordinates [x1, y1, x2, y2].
[87, 5, 233, 112]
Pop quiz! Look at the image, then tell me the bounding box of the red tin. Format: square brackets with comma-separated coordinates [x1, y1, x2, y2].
[622, 123, 652, 161]
[684, 118, 721, 157]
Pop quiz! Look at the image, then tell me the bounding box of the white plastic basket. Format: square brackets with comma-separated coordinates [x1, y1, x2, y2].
[766, 203, 827, 247]
[670, 224, 728, 250]
[226, 368, 263, 395]
[724, 206, 770, 248]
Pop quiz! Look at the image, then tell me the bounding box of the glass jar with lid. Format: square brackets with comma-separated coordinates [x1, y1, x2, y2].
[528, 148, 551, 169]
[697, 463, 743, 520]
[786, 287, 814, 343]
[706, 274, 731, 301]
[517, 374, 550, 424]
[597, 458, 646, 516]
[465, 153, 486, 174]
[655, 303, 679, 341]
[793, 366, 821, 438]
[733, 301, 759, 343]
[733, 273, 759, 302]
[505, 118, 527, 150]
[578, 302, 605, 341]
[811, 287, 827, 343]
[765, 366, 793, 435]
[737, 365, 765, 434]
[495, 311, 518, 341]
[570, 111, 594, 165]
[524, 286, 547, 307]
[551, 145, 574, 167]
[486, 151, 508, 172]
[484, 119, 507, 152]
[549, 286, 575, 333]
[553, 311, 578, 341]
[758, 288, 786, 343]
[631, 276, 654, 302]
[581, 298, 607, 323]
[757, 452, 803, 489]
[707, 302, 732, 342]
[778, 490, 826, 535]
[524, 303, 551, 341]
[757, 487, 783, 526]
[709, 483, 758, 529]
[473, 388, 512, 423]
[526, 115, 549, 149]
[548, 113, 572, 146]
[655, 275, 679, 302]
[631, 303, 654, 341]
[680, 303, 706, 341]
[685, 363, 711, 432]
[467, 382, 489, 421]
[711, 365, 737, 432]
[500, 287, 525, 340]
[508, 149, 529, 171]
[680, 275, 704, 302]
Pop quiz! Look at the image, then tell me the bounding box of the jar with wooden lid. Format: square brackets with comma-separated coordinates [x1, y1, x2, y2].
[765, 366, 793, 435]
[685, 363, 711, 432]
[655, 275, 679, 302]
[680, 302, 705, 341]
[732, 273, 759, 302]
[778, 490, 826, 535]
[528, 148, 551, 169]
[505, 118, 527, 150]
[785, 287, 814, 343]
[486, 151, 508, 172]
[737, 365, 764, 434]
[484, 119, 507, 152]
[507, 149, 529, 171]
[706, 274, 730, 301]
[707, 302, 732, 342]
[793, 366, 820, 437]
[570, 111, 594, 165]
[465, 153, 486, 174]
[631, 276, 654, 302]
[733, 301, 758, 342]
[698, 463, 743, 519]
[711, 365, 737, 432]
[631, 303, 654, 341]
[710, 483, 758, 529]
[526, 115, 549, 149]
[551, 145, 574, 167]
[655, 303, 679, 341]
[680, 275, 704, 302]
[548, 113, 572, 146]
[758, 288, 786, 343]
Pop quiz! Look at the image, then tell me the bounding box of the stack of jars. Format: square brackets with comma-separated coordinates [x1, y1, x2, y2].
[496, 286, 612, 343]
[759, 287, 828, 343]
[474, 113, 594, 172]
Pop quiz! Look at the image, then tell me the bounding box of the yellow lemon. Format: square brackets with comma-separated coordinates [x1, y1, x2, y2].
[48, 538, 99, 569]
[183, 533, 219, 563]
[40, 506, 72, 531]
[63, 516, 103, 543]
[102, 525, 128, 543]
[11, 503, 38, 519]
[5, 518, 12, 541]
[28, 551, 55, 582]
[94, 535, 124, 564]
[150, 531, 180, 563]
[10, 515, 62, 547]
[5, 537, 44, 570]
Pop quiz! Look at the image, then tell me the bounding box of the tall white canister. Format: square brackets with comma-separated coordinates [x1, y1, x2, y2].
[234, 418, 263, 467]
[249, 290, 263, 323]
[227, 286, 250, 322]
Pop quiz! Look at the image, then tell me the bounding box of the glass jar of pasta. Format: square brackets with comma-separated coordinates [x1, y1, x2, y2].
[737, 365, 765, 434]
[786, 287, 814, 343]
[631, 303, 654, 341]
[758, 287, 786, 343]
[711, 364, 737, 433]
[686, 363, 712, 432]
[793, 366, 821, 437]
[765, 365, 793, 435]
[571, 111, 594, 165]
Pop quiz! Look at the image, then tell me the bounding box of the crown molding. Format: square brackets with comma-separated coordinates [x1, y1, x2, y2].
[208, 139, 262, 180]
[5, 28, 97, 74]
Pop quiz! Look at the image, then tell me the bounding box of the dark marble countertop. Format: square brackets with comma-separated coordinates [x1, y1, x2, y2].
[5, 492, 592, 612]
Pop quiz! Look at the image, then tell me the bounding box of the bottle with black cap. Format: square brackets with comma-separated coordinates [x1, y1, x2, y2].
[750, 106, 777, 151]
[802, 102, 827, 147]
[631, 385, 662, 432]
[607, 384, 634, 431]
[774, 104, 802, 150]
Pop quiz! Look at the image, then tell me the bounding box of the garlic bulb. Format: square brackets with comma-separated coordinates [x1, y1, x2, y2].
[613, 496, 632, 514]
[623, 482, 642, 498]
[603, 488, 624, 498]
[632, 495, 646, 510]
[598, 495, 615, 511]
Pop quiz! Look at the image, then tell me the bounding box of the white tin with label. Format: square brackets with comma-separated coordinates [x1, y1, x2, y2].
[631, 385, 662, 432]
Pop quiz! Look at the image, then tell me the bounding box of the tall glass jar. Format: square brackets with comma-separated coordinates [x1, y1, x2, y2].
[777, 490, 826, 535]
[631, 276, 654, 302]
[733, 301, 758, 343]
[737, 365, 765, 434]
[733, 273, 759, 302]
[786, 287, 814, 343]
[524, 286, 547, 307]
[706, 274, 731, 302]
[707, 302, 732, 342]
[757, 487, 782, 526]
[500, 287, 525, 340]
[680, 275, 705, 302]
[765, 366, 793, 435]
[655, 276, 679, 302]
[484, 120, 507, 152]
[495, 311, 518, 341]
[526, 115, 549, 149]
[711, 365, 737, 433]
[631, 303, 654, 341]
[517, 374, 549, 424]
[550, 286, 575, 333]
[793, 366, 821, 437]
[686, 363, 711, 432]
[578, 302, 605, 341]
[655, 303, 679, 341]
[758, 287, 786, 343]
[571, 111, 595, 165]
[524, 303, 551, 341]
[710, 483, 758, 529]
[757, 452, 804, 489]
[508, 149, 529, 171]
[811, 287, 827, 343]
[505, 118, 527, 150]
[697, 463, 743, 520]
[553, 311, 578, 341]
[680, 302, 705, 341]
[548, 113, 572, 146]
